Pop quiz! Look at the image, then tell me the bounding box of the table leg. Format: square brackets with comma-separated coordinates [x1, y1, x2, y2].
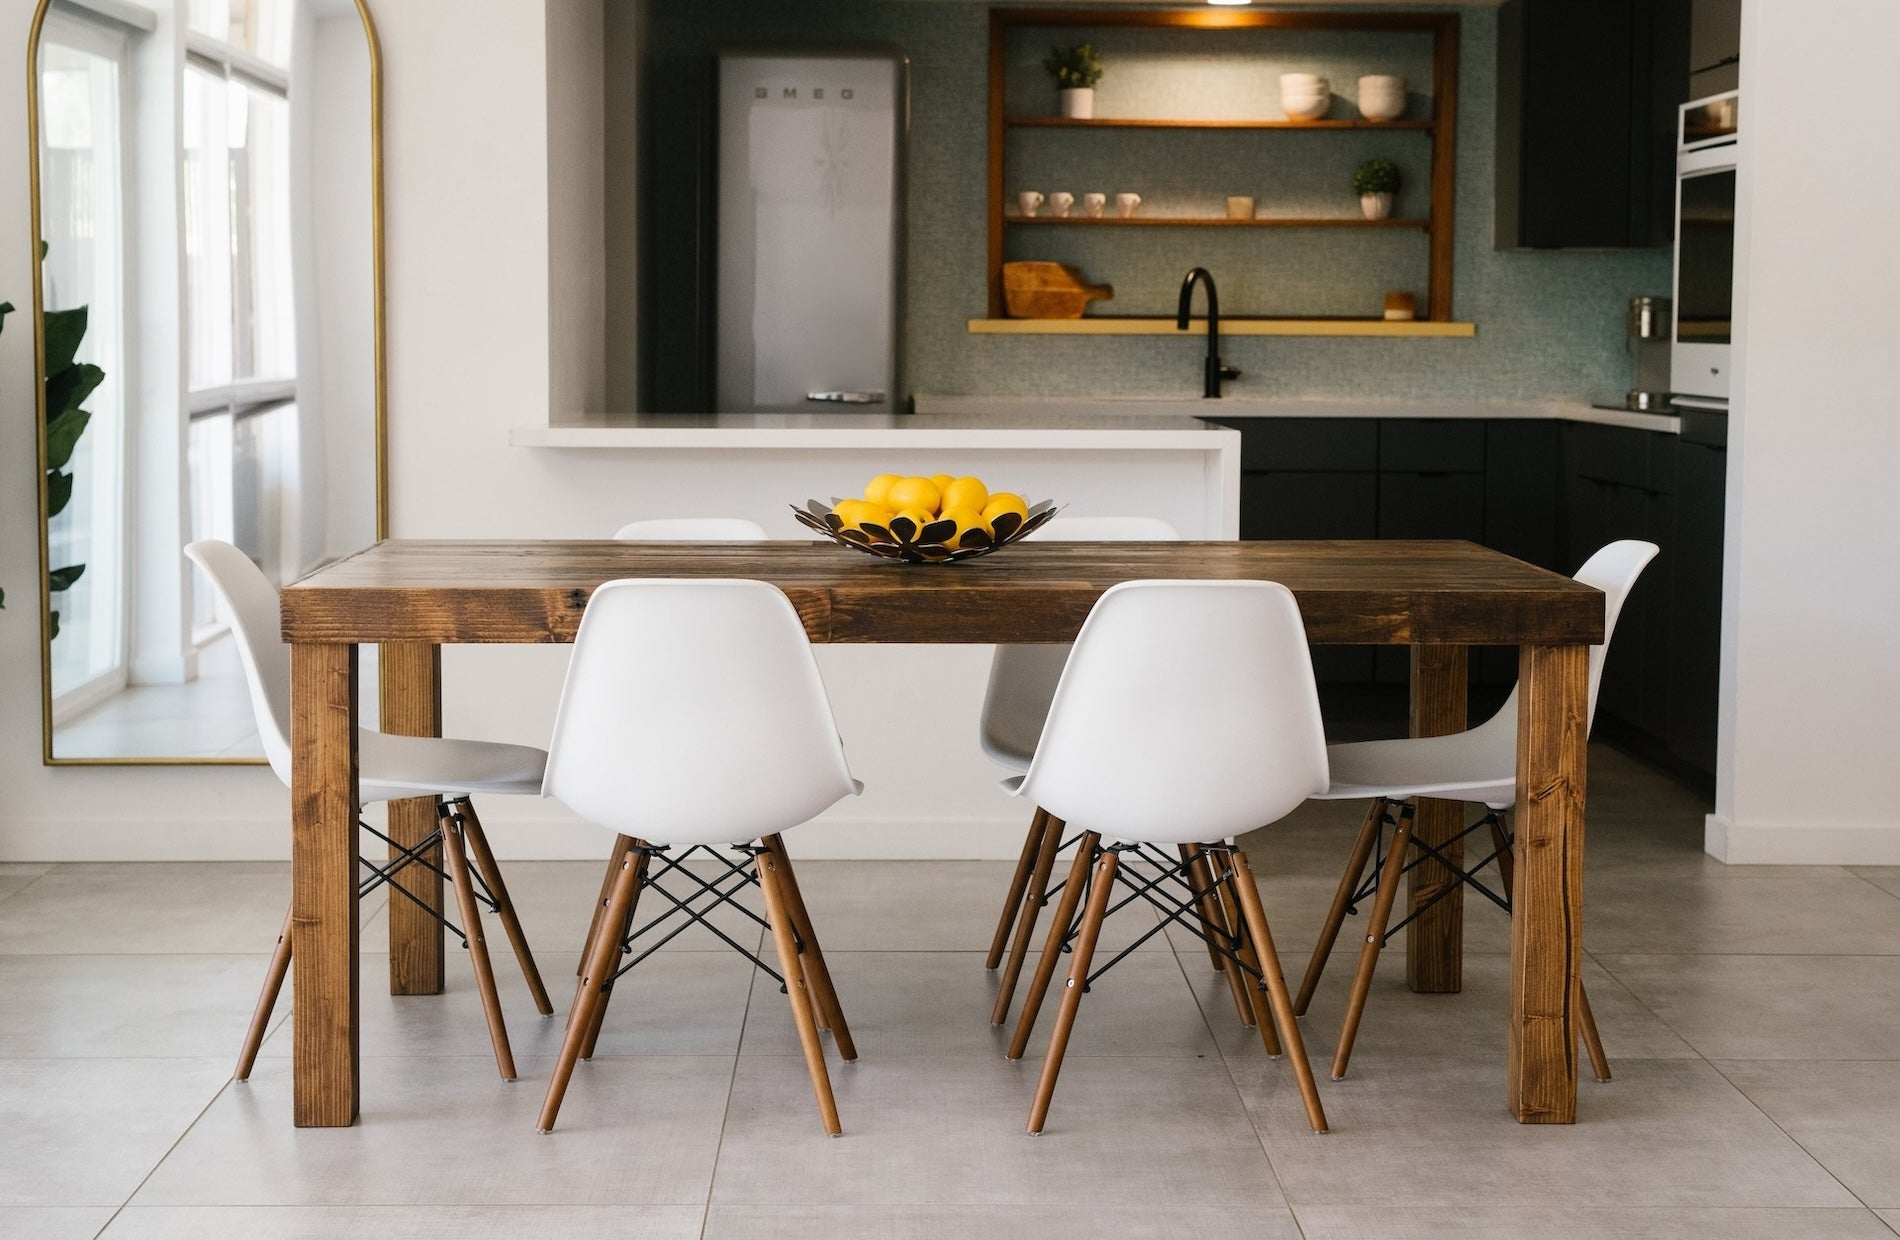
[1508, 642, 1588, 1124]
[290, 641, 361, 1127]
[380, 642, 444, 996]
[1407, 644, 1468, 993]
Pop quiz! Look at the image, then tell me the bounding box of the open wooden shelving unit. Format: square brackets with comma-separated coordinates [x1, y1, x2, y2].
[982, 7, 1466, 335]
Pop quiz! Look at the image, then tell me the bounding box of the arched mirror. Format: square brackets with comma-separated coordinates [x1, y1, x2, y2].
[24, 0, 384, 763]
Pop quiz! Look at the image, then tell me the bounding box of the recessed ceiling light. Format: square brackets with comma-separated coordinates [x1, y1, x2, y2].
[1208, 0, 1253, 6]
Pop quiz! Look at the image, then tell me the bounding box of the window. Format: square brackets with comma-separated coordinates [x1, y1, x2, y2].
[187, 0, 292, 69]
[39, 11, 129, 710]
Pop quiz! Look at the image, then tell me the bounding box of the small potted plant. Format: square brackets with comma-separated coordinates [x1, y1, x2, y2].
[1352, 158, 1401, 220]
[1043, 43, 1103, 119]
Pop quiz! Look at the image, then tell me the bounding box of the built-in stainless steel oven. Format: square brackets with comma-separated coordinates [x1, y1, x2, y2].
[1671, 91, 1739, 402]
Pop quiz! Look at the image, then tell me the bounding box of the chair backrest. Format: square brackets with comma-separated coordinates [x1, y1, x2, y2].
[612, 518, 767, 541]
[1466, 538, 1662, 751]
[1017, 580, 1329, 846]
[183, 540, 293, 788]
[542, 578, 858, 847]
[981, 516, 1180, 765]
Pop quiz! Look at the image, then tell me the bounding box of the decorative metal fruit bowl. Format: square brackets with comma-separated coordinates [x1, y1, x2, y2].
[791, 497, 1059, 564]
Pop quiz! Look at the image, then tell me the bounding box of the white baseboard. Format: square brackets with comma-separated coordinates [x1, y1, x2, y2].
[1705, 813, 1900, 865]
[0, 815, 1035, 863]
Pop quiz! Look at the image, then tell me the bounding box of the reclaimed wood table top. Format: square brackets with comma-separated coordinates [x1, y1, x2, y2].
[282, 539, 1604, 647]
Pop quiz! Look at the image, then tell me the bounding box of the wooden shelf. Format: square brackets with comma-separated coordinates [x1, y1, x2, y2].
[968, 317, 1476, 338]
[1006, 116, 1434, 131]
[1008, 215, 1429, 229]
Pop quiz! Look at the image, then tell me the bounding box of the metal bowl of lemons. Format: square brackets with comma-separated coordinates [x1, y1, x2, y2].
[792, 474, 1058, 564]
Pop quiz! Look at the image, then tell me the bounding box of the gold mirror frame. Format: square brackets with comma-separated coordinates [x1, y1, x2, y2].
[26, 0, 387, 765]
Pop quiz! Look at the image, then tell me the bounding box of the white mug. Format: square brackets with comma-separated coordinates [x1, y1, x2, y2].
[1083, 192, 1107, 218]
[1050, 191, 1075, 218]
[1115, 192, 1142, 218]
[1017, 190, 1045, 218]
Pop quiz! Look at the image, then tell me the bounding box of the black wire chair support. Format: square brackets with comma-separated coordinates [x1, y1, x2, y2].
[605, 843, 785, 987]
[1346, 803, 1513, 946]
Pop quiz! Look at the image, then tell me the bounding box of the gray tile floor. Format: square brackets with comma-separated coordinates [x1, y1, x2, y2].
[3, 745, 1898, 1239]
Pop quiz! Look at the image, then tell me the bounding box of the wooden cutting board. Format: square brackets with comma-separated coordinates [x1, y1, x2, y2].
[1003, 261, 1114, 319]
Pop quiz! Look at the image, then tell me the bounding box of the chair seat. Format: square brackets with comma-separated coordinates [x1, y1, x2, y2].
[357, 731, 548, 804]
[1317, 734, 1515, 810]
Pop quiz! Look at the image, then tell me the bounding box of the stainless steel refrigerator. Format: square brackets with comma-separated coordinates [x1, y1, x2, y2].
[716, 49, 907, 414]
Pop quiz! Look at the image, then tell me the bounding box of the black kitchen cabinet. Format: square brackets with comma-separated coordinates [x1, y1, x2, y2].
[1495, 0, 1691, 249]
[1668, 424, 1726, 774]
[1216, 414, 1724, 787]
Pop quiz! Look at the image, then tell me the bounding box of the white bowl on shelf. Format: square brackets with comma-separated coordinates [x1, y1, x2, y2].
[1358, 75, 1407, 122]
[1280, 73, 1331, 122]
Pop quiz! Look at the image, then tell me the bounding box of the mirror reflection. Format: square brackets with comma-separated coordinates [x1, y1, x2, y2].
[32, 0, 381, 762]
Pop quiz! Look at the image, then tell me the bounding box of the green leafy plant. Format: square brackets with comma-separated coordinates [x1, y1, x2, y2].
[1352, 158, 1402, 196]
[0, 246, 99, 637]
[1043, 43, 1104, 90]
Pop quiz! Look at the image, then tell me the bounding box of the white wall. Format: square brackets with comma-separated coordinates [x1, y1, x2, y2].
[1707, 0, 1900, 862]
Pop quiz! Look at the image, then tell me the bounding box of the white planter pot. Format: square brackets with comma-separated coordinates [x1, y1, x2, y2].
[1358, 75, 1407, 123]
[1360, 192, 1395, 220]
[1059, 88, 1094, 119]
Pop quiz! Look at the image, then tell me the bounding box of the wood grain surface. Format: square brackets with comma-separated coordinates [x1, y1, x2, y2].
[282, 540, 1604, 648]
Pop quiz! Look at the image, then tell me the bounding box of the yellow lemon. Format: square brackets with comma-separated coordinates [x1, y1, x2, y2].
[889, 507, 937, 538]
[886, 476, 942, 516]
[853, 506, 896, 541]
[929, 473, 956, 497]
[942, 476, 989, 513]
[863, 474, 901, 508]
[982, 492, 1029, 524]
[831, 498, 869, 526]
[938, 507, 994, 546]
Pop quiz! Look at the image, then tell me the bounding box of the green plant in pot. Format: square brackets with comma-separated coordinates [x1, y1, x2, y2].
[0, 245, 100, 636]
[1043, 43, 1103, 119]
[1353, 158, 1401, 220]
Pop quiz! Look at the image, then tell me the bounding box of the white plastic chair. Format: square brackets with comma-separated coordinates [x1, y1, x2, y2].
[611, 517, 767, 541]
[1296, 539, 1660, 1082]
[536, 578, 861, 1135]
[981, 517, 1186, 1023]
[1002, 580, 1331, 1135]
[183, 540, 553, 1084]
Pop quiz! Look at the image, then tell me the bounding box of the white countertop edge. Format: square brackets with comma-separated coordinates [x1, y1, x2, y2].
[508, 424, 1239, 451]
[913, 395, 1683, 434]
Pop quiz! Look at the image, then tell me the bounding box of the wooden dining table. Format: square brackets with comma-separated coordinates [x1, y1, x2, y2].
[280, 538, 1603, 1128]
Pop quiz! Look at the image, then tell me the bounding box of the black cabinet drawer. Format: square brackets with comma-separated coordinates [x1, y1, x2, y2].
[1566, 423, 1676, 494]
[1239, 471, 1377, 541]
[1217, 418, 1378, 473]
[1379, 419, 1486, 473]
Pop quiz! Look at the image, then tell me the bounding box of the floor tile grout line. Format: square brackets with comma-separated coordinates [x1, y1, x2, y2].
[1844, 868, 1900, 904]
[698, 932, 763, 1240]
[88, 1073, 239, 1238]
[1703, 1057, 1881, 1215]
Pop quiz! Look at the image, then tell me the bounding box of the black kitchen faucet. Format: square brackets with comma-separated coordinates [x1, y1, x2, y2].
[1177, 267, 1241, 399]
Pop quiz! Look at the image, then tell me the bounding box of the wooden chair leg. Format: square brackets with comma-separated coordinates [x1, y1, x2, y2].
[991, 813, 1065, 1027]
[442, 813, 516, 1082]
[1213, 854, 1269, 1040]
[1332, 804, 1414, 1081]
[988, 807, 1050, 970]
[579, 847, 648, 1061]
[759, 847, 842, 1136]
[236, 906, 294, 1081]
[1296, 799, 1385, 1017]
[1217, 854, 1281, 1056]
[761, 834, 855, 1061]
[1178, 845, 1226, 973]
[579, 834, 635, 976]
[1229, 848, 1329, 1134]
[1027, 847, 1120, 1135]
[454, 799, 553, 1016]
[1007, 832, 1101, 1060]
[1489, 812, 1515, 897]
[1578, 978, 1612, 1082]
[539, 851, 639, 1133]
